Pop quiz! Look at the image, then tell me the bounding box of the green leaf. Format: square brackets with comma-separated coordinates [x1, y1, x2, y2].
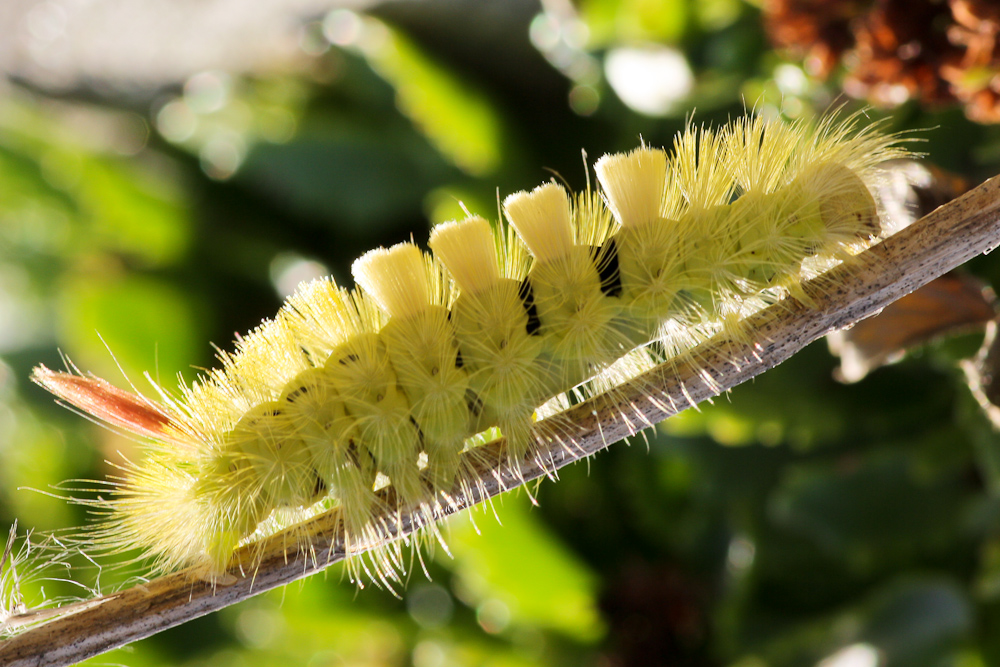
[445, 493, 604, 642]
[362, 21, 503, 176]
[57, 274, 202, 386]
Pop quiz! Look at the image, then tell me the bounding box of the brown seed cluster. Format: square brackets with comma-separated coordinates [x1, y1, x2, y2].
[765, 0, 1000, 123]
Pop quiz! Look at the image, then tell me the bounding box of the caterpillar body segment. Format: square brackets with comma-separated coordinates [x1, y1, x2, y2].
[278, 365, 379, 538]
[354, 244, 472, 490]
[429, 218, 549, 469]
[503, 184, 630, 398]
[32, 113, 907, 581]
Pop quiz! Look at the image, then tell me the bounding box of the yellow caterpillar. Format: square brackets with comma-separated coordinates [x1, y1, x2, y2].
[32, 112, 905, 584]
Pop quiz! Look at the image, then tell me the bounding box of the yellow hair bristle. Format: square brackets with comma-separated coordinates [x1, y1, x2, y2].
[594, 146, 668, 229]
[352, 243, 431, 319]
[101, 451, 207, 572]
[283, 278, 373, 360]
[669, 125, 733, 212]
[723, 114, 802, 194]
[428, 216, 501, 295]
[503, 182, 574, 263]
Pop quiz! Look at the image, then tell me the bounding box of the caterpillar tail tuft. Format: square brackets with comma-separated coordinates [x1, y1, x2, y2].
[32, 111, 908, 584]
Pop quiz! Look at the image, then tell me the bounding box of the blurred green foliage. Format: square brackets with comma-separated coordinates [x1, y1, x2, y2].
[3, 1, 1000, 666]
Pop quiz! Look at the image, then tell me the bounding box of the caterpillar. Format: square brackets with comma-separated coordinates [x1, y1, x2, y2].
[31, 111, 905, 586]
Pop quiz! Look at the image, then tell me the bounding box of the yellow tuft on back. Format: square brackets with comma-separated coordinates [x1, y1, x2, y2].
[352, 243, 430, 319]
[594, 146, 668, 229]
[503, 182, 574, 263]
[429, 216, 501, 295]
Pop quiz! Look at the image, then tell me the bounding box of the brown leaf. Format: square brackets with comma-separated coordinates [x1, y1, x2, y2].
[829, 159, 993, 382]
[32, 366, 171, 440]
[830, 272, 997, 382]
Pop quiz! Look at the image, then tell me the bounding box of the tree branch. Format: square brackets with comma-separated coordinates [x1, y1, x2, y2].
[4, 173, 1000, 667]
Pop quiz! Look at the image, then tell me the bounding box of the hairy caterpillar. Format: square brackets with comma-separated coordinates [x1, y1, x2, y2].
[31, 112, 905, 586]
